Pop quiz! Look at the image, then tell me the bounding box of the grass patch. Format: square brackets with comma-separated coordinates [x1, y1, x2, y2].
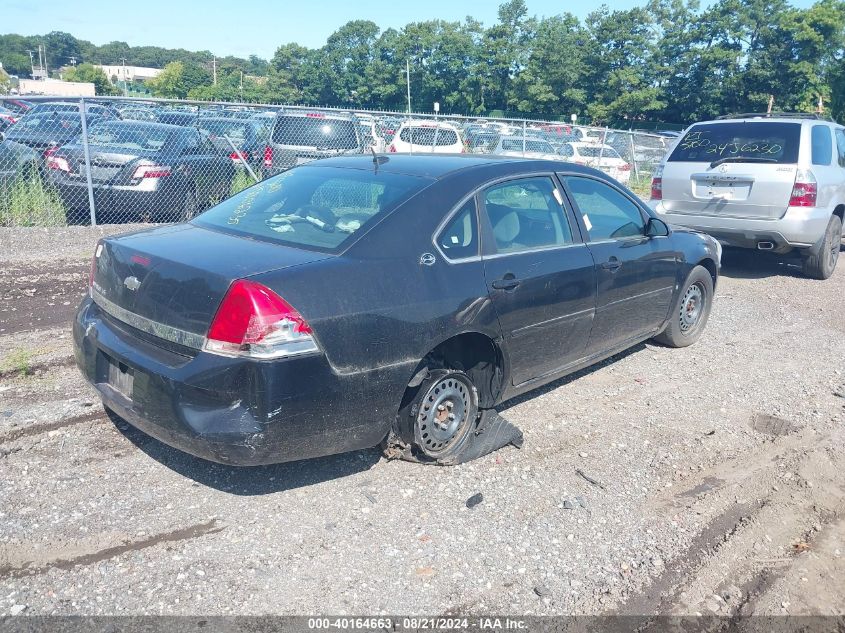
[0, 169, 68, 227]
[0, 348, 34, 375]
[627, 175, 653, 200]
[229, 168, 261, 197]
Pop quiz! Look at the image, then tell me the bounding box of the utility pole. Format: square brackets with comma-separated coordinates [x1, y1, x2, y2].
[120, 57, 129, 96]
[239, 70, 243, 98]
[42, 44, 48, 78]
[212, 57, 217, 86]
[26, 50, 35, 78]
[406, 58, 411, 114]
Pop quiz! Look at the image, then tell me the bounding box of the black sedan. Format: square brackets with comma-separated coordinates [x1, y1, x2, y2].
[195, 116, 272, 174]
[47, 120, 234, 224]
[74, 155, 720, 466]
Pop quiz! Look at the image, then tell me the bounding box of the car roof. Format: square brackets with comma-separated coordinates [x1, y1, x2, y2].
[300, 154, 604, 179]
[400, 119, 460, 130]
[96, 120, 189, 132]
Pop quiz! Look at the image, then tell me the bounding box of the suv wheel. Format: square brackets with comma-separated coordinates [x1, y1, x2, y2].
[802, 214, 842, 280]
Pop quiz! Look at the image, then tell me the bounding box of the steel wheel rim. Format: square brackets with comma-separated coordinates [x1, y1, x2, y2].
[679, 282, 705, 333]
[417, 377, 470, 455]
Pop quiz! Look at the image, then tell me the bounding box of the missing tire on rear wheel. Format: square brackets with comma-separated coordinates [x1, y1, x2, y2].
[413, 370, 478, 459]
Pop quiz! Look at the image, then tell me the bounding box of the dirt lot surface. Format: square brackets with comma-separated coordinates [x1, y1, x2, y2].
[1, 226, 843, 617]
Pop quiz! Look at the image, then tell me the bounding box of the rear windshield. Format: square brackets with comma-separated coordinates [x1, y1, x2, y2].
[501, 139, 554, 153]
[578, 146, 621, 159]
[194, 165, 431, 252]
[272, 116, 359, 149]
[14, 112, 81, 131]
[669, 122, 801, 163]
[399, 127, 459, 146]
[88, 122, 171, 151]
[197, 120, 263, 143]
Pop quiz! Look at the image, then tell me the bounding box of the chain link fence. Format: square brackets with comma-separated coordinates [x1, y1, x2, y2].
[0, 96, 676, 227]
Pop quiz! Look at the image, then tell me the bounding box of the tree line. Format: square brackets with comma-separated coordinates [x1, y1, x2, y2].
[1, 0, 844, 124]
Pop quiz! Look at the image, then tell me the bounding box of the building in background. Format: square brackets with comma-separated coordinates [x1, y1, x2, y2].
[18, 78, 95, 96]
[94, 65, 161, 85]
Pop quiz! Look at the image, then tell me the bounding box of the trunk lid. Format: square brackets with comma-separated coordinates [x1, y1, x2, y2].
[661, 120, 803, 220]
[92, 223, 330, 340]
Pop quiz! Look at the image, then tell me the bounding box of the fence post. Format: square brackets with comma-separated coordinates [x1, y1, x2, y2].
[629, 133, 640, 182]
[598, 126, 608, 167]
[78, 97, 97, 226]
[522, 120, 527, 157]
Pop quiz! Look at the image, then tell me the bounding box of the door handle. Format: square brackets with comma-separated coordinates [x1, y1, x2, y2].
[492, 275, 520, 290]
[601, 257, 622, 272]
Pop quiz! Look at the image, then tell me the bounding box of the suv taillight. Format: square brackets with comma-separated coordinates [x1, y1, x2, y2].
[229, 150, 249, 162]
[263, 145, 273, 168]
[789, 169, 817, 207]
[204, 280, 319, 359]
[650, 164, 664, 201]
[132, 164, 171, 179]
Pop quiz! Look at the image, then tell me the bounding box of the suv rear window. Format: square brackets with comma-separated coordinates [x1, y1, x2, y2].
[399, 127, 459, 146]
[272, 115, 359, 150]
[669, 122, 801, 164]
[194, 165, 431, 252]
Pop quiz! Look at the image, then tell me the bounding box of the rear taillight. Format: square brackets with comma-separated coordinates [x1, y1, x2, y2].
[619, 163, 631, 171]
[229, 150, 249, 162]
[132, 165, 171, 179]
[204, 280, 319, 359]
[263, 145, 273, 168]
[45, 152, 71, 172]
[89, 242, 102, 292]
[388, 144, 396, 153]
[789, 169, 817, 207]
[650, 164, 664, 200]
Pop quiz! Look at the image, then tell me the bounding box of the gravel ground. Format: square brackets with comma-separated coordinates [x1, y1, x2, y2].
[0, 226, 843, 617]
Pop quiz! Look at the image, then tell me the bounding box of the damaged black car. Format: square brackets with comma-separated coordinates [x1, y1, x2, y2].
[73, 154, 720, 466]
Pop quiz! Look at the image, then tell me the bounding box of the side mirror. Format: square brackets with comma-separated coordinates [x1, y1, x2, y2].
[646, 216, 670, 237]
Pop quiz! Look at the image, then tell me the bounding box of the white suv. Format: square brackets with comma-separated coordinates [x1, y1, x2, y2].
[649, 113, 845, 279]
[388, 120, 464, 154]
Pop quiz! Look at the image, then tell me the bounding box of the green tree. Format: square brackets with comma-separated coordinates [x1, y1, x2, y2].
[63, 63, 121, 95]
[146, 61, 188, 98]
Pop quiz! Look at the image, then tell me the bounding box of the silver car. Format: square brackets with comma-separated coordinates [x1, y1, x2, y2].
[649, 114, 845, 279]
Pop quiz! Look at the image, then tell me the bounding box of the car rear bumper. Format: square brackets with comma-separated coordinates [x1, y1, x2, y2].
[53, 179, 180, 220]
[73, 297, 391, 465]
[649, 202, 832, 249]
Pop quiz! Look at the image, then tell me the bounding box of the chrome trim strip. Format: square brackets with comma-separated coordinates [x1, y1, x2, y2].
[598, 285, 675, 309]
[92, 288, 206, 350]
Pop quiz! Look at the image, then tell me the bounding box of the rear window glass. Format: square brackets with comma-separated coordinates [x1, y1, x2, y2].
[811, 125, 832, 166]
[15, 112, 81, 131]
[88, 122, 171, 151]
[399, 127, 459, 146]
[194, 166, 431, 252]
[197, 120, 252, 142]
[669, 122, 801, 164]
[578, 146, 621, 159]
[501, 139, 554, 153]
[272, 116, 359, 149]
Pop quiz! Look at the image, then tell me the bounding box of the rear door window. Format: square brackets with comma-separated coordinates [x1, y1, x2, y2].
[272, 115, 359, 149]
[668, 122, 801, 164]
[811, 125, 833, 166]
[482, 177, 573, 253]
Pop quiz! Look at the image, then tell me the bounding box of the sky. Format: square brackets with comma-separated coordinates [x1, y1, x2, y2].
[3, 0, 818, 60]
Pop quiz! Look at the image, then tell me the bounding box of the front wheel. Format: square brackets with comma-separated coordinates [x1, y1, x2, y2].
[653, 265, 714, 348]
[802, 214, 841, 280]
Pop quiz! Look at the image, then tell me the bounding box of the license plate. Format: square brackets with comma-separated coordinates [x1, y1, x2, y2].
[106, 356, 134, 398]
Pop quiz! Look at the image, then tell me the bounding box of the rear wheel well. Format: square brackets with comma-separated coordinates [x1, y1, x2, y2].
[833, 205, 844, 223]
[407, 333, 504, 409]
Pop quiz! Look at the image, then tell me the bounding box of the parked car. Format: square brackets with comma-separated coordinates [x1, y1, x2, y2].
[388, 120, 464, 154]
[196, 116, 272, 173]
[46, 120, 234, 224]
[265, 111, 364, 175]
[558, 142, 632, 183]
[4, 105, 103, 152]
[1, 99, 34, 116]
[492, 136, 561, 160]
[75, 154, 719, 466]
[357, 118, 386, 153]
[649, 113, 845, 279]
[465, 129, 502, 153]
[0, 106, 17, 133]
[0, 136, 39, 191]
[155, 110, 199, 127]
[119, 108, 158, 122]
